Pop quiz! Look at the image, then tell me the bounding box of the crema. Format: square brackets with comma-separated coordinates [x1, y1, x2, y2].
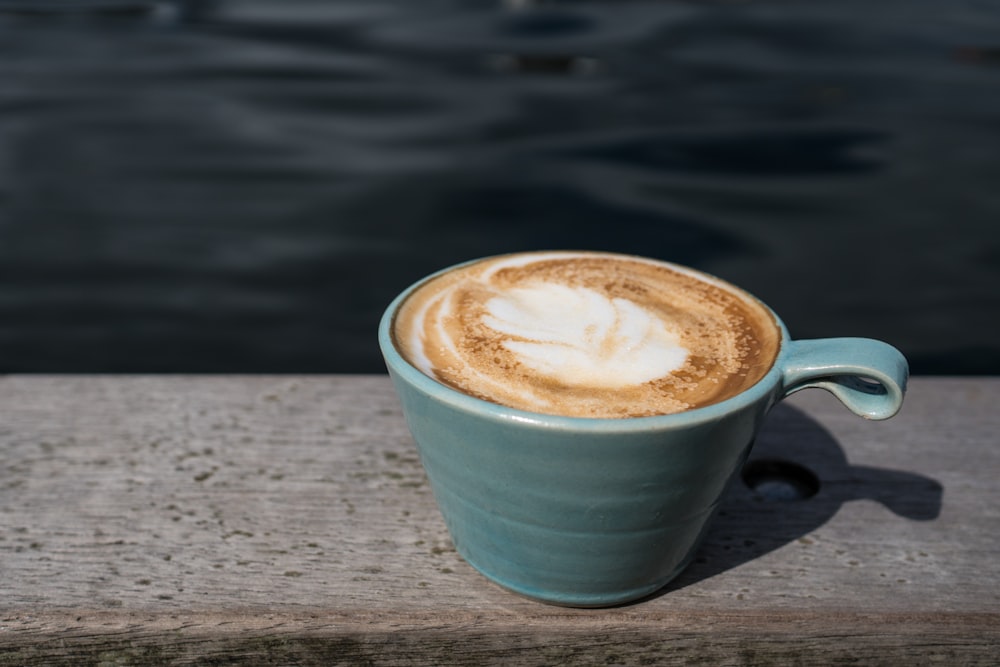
[392, 252, 780, 418]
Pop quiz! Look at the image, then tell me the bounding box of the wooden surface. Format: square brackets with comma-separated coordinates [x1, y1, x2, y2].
[1, 375, 998, 665]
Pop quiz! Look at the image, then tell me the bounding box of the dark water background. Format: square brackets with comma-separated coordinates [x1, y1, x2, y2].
[2, 0, 998, 374]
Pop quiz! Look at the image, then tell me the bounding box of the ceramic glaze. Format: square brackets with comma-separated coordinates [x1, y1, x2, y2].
[380, 253, 908, 606]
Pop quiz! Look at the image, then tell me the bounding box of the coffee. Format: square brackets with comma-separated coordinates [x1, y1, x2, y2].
[392, 251, 781, 418]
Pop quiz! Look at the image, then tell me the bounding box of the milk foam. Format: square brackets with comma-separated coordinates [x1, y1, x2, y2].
[482, 284, 688, 387]
[393, 252, 780, 418]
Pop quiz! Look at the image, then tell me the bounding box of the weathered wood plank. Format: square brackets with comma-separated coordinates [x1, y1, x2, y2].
[1, 376, 998, 664]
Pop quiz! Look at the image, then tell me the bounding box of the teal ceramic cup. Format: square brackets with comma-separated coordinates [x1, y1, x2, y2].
[378, 256, 908, 607]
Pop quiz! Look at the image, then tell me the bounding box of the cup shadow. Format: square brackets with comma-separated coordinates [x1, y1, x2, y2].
[660, 402, 944, 594]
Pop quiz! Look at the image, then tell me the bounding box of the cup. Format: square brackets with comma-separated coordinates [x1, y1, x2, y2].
[378, 254, 907, 607]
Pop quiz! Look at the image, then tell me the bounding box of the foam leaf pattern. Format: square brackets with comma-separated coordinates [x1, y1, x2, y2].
[482, 283, 689, 388]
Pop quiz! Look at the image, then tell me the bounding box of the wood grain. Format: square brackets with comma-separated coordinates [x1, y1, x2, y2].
[1, 376, 998, 665]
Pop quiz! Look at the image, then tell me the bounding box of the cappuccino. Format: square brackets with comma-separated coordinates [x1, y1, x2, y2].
[392, 252, 780, 418]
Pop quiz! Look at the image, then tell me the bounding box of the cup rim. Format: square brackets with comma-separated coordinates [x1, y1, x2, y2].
[378, 251, 792, 432]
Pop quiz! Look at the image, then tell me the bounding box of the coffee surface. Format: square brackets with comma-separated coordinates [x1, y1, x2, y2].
[393, 252, 780, 418]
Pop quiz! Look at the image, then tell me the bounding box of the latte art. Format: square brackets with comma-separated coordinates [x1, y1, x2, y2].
[393, 252, 781, 418]
[482, 284, 688, 387]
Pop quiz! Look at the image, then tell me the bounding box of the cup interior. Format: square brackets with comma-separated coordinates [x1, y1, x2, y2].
[379, 251, 792, 430]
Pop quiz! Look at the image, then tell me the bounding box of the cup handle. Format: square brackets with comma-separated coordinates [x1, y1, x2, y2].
[780, 338, 909, 420]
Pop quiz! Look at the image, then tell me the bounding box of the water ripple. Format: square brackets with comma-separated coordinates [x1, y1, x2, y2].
[0, 0, 998, 372]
